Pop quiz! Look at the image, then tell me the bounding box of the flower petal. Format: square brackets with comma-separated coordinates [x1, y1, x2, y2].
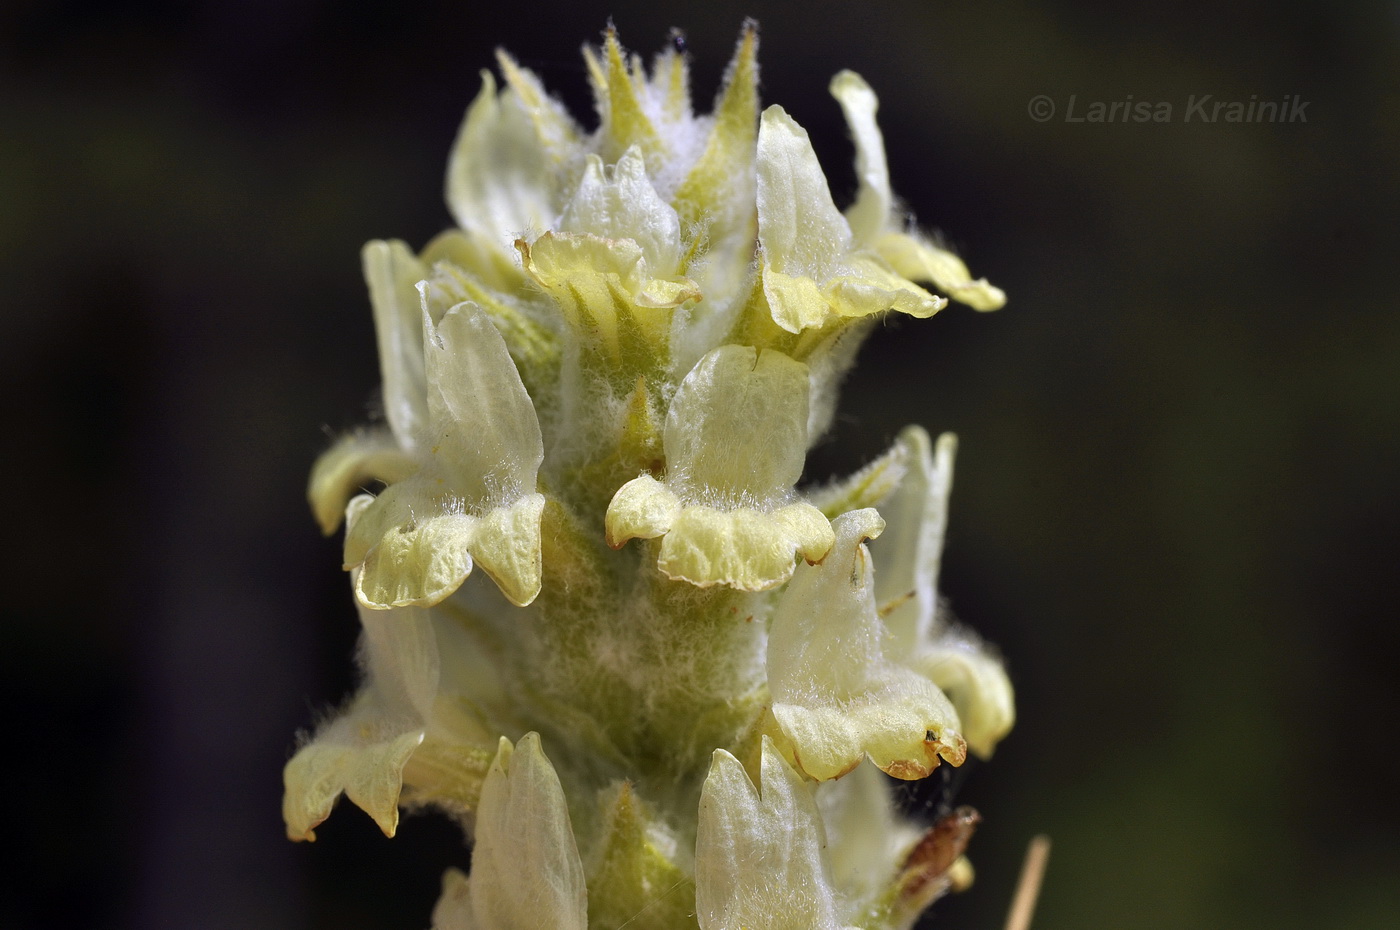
[606, 478, 830, 591]
[306, 428, 416, 536]
[866, 428, 1015, 757]
[518, 233, 695, 369]
[817, 761, 921, 921]
[559, 146, 682, 276]
[363, 239, 430, 447]
[873, 231, 1006, 311]
[282, 699, 423, 842]
[656, 502, 833, 591]
[467, 734, 587, 930]
[344, 301, 546, 607]
[665, 345, 810, 501]
[348, 485, 544, 609]
[421, 227, 527, 296]
[430, 868, 478, 930]
[829, 70, 891, 248]
[493, 51, 581, 167]
[423, 245, 559, 396]
[769, 509, 966, 781]
[283, 599, 439, 841]
[756, 106, 947, 332]
[464, 492, 547, 608]
[695, 737, 843, 930]
[872, 428, 954, 657]
[757, 105, 851, 285]
[604, 474, 680, 548]
[909, 629, 1016, 759]
[446, 72, 561, 254]
[344, 483, 471, 607]
[825, 259, 946, 321]
[424, 301, 544, 503]
[760, 266, 831, 334]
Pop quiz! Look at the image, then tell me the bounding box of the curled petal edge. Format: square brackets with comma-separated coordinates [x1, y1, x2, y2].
[307, 428, 417, 536]
[606, 475, 834, 590]
[282, 693, 425, 842]
[348, 490, 546, 609]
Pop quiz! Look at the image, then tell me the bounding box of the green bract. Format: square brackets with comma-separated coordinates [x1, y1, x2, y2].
[287, 24, 1014, 930]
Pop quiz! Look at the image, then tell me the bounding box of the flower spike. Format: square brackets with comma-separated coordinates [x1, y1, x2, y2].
[292, 25, 1013, 930]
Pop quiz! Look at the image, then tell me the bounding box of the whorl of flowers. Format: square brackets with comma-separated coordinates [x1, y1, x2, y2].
[287, 23, 1013, 930]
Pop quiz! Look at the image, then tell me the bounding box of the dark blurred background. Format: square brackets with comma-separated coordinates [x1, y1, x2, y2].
[3, 1, 1397, 928]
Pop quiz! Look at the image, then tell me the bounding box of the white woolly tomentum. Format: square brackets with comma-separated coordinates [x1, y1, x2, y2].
[287, 24, 1014, 930]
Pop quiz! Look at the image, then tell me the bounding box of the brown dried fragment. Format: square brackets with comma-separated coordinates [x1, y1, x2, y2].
[890, 805, 982, 925]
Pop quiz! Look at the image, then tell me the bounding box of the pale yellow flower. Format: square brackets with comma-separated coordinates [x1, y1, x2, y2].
[829, 70, 1007, 312]
[283, 593, 437, 841]
[768, 508, 967, 781]
[430, 734, 587, 930]
[605, 344, 833, 590]
[696, 737, 852, 930]
[870, 428, 1016, 758]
